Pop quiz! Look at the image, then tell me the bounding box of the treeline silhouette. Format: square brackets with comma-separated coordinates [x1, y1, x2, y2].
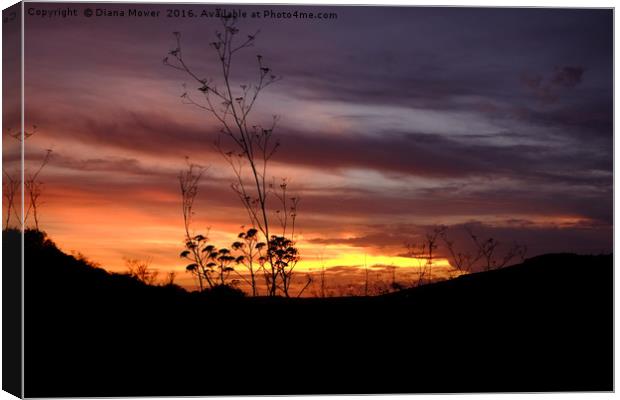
[17, 228, 612, 396]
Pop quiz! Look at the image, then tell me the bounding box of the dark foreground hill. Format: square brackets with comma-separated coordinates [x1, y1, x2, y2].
[11, 230, 613, 396]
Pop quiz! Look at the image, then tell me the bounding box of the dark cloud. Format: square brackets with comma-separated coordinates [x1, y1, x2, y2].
[272, 127, 612, 199]
[44, 154, 153, 176]
[521, 65, 587, 103]
[25, 107, 220, 160]
[551, 66, 584, 88]
[514, 100, 613, 145]
[26, 104, 610, 190]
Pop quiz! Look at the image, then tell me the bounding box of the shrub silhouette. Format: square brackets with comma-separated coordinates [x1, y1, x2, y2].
[405, 225, 527, 285]
[463, 225, 527, 271]
[124, 258, 159, 285]
[199, 283, 246, 299]
[405, 227, 444, 285]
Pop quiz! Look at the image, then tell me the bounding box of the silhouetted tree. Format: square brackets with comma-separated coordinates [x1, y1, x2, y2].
[125, 257, 159, 285]
[267, 235, 299, 297]
[439, 227, 479, 274]
[270, 178, 301, 297]
[181, 238, 239, 288]
[3, 125, 51, 230]
[313, 250, 328, 298]
[206, 245, 237, 285]
[416, 225, 528, 274]
[231, 227, 265, 296]
[405, 241, 428, 286]
[424, 227, 444, 282]
[363, 255, 369, 296]
[164, 271, 177, 286]
[3, 170, 19, 230]
[164, 17, 299, 297]
[178, 159, 210, 290]
[25, 149, 52, 230]
[297, 274, 313, 298]
[464, 225, 527, 271]
[405, 226, 445, 285]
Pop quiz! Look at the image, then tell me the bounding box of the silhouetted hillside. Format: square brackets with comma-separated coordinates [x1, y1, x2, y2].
[24, 229, 185, 300]
[17, 229, 612, 396]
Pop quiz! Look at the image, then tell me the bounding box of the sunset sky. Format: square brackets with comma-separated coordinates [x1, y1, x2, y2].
[6, 4, 612, 291]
